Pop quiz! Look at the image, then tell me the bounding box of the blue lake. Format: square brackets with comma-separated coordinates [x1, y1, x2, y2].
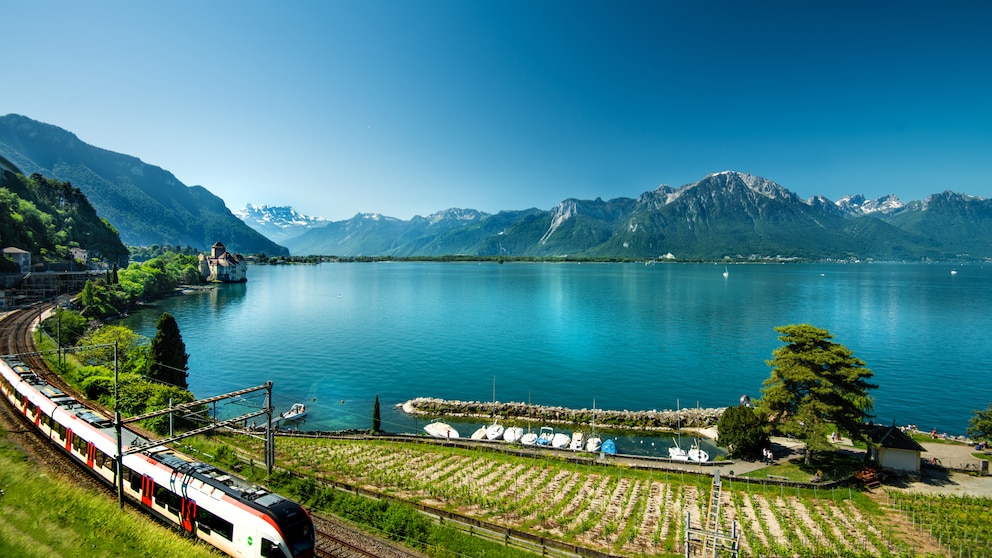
[121, 262, 991, 443]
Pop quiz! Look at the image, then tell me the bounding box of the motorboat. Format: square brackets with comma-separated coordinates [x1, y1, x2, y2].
[486, 422, 505, 441]
[585, 436, 602, 452]
[536, 426, 554, 446]
[503, 426, 524, 443]
[569, 431, 584, 451]
[601, 438, 617, 455]
[424, 420, 459, 439]
[551, 432, 570, 449]
[520, 431, 538, 445]
[471, 426, 488, 440]
[272, 403, 307, 426]
[668, 438, 690, 461]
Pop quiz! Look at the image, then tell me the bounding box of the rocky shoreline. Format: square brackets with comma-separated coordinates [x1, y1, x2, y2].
[401, 397, 725, 431]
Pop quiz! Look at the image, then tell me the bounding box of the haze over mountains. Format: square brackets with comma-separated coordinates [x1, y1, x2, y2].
[2, 113, 991, 261]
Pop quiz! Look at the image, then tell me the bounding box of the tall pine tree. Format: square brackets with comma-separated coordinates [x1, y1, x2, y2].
[760, 324, 876, 465]
[149, 312, 189, 389]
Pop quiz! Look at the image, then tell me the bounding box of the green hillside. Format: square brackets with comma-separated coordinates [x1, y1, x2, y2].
[0, 171, 128, 266]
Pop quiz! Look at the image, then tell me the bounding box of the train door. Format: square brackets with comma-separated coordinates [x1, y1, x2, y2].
[140, 476, 155, 507]
[180, 498, 197, 533]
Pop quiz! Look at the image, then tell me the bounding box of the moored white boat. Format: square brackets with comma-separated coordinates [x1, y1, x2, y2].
[503, 426, 523, 443]
[688, 441, 710, 462]
[484, 378, 504, 440]
[551, 432, 570, 449]
[668, 438, 690, 461]
[520, 431, 538, 445]
[569, 431, 584, 450]
[536, 426, 554, 446]
[272, 403, 307, 426]
[585, 436, 602, 452]
[486, 422, 505, 440]
[424, 420, 459, 439]
[471, 426, 488, 440]
[584, 399, 601, 452]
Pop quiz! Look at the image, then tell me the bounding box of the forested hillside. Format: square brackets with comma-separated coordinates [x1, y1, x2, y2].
[0, 171, 129, 267]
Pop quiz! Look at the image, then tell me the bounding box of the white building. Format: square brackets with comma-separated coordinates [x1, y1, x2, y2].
[866, 424, 926, 474]
[198, 242, 247, 283]
[2, 247, 31, 273]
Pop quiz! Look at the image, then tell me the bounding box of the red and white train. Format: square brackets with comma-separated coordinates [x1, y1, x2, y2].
[0, 355, 315, 558]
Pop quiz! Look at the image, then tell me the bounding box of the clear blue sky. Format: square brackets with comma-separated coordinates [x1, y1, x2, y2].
[4, 1, 991, 221]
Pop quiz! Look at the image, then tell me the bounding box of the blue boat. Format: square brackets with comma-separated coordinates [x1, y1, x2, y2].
[601, 438, 617, 455]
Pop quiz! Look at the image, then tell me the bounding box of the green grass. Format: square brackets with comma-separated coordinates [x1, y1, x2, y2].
[0, 429, 218, 558]
[909, 431, 964, 445]
[739, 450, 863, 482]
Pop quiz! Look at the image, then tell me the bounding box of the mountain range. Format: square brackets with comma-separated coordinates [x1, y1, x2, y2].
[3, 114, 990, 261]
[0, 114, 288, 256]
[241, 171, 992, 261]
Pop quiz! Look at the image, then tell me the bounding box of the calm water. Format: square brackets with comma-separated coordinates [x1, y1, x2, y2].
[121, 262, 991, 446]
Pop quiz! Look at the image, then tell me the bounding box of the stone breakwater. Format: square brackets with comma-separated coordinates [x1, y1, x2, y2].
[402, 397, 725, 430]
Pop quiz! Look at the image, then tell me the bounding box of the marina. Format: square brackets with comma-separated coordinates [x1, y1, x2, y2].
[399, 397, 722, 460]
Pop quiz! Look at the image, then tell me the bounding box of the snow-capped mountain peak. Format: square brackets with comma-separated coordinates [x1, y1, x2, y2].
[235, 204, 328, 243]
[835, 194, 904, 215]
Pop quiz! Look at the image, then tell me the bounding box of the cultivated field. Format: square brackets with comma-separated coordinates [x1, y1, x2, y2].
[264, 436, 969, 557]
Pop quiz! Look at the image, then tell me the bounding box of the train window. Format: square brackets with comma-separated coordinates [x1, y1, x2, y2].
[260, 538, 281, 558]
[195, 507, 232, 541]
[72, 435, 88, 455]
[154, 485, 182, 515]
[126, 468, 141, 492]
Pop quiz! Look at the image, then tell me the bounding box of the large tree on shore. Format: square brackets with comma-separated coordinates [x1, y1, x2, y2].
[760, 324, 876, 465]
[148, 312, 189, 389]
[968, 403, 992, 442]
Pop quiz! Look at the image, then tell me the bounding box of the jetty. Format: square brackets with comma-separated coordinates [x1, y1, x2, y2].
[401, 397, 725, 431]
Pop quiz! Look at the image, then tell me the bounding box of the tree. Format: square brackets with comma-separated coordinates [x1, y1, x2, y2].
[968, 403, 992, 442]
[760, 324, 877, 465]
[78, 324, 147, 375]
[717, 405, 769, 460]
[148, 312, 189, 389]
[372, 394, 381, 434]
[42, 308, 89, 347]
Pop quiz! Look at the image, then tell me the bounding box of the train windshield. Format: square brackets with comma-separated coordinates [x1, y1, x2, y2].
[283, 515, 315, 558]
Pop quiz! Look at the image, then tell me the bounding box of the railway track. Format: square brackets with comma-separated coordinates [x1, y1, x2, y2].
[312, 513, 429, 558]
[1, 303, 428, 558]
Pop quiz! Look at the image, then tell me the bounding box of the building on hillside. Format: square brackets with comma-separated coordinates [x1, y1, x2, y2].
[865, 423, 926, 474]
[69, 247, 88, 263]
[198, 242, 247, 283]
[2, 247, 31, 273]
